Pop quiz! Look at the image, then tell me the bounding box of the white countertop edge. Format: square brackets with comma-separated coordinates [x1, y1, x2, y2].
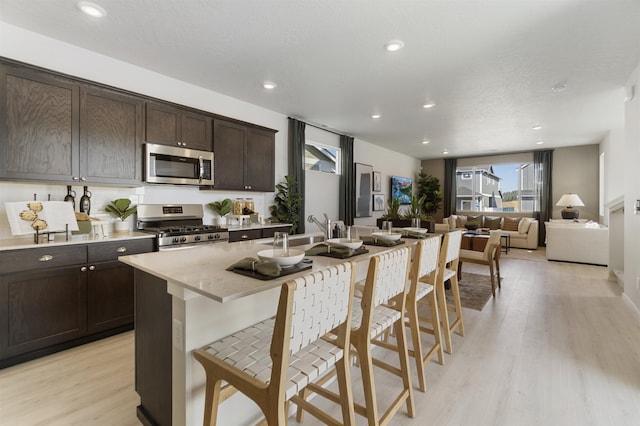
[0, 232, 155, 251]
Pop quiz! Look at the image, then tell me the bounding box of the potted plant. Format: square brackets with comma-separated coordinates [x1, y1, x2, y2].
[105, 198, 137, 232]
[207, 198, 233, 226]
[416, 171, 442, 218]
[269, 175, 302, 234]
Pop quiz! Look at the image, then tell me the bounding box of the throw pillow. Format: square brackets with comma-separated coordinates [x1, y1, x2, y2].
[484, 216, 501, 230]
[456, 215, 468, 228]
[465, 216, 481, 230]
[446, 215, 458, 228]
[518, 217, 534, 234]
[502, 217, 521, 232]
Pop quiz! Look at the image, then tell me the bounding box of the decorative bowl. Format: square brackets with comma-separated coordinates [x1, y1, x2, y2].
[326, 238, 363, 250]
[371, 232, 402, 242]
[257, 249, 305, 267]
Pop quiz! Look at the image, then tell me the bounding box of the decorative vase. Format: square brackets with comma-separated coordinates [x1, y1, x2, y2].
[114, 220, 130, 232]
[217, 216, 227, 227]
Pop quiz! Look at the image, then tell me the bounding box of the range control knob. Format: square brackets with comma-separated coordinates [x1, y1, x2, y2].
[172, 237, 180, 243]
[180, 237, 187, 243]
[195, 235, 201, 241]
[208, 234, 215, 240]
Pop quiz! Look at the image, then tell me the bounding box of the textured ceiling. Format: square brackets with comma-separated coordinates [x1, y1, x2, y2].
[1, 0, 640, 159]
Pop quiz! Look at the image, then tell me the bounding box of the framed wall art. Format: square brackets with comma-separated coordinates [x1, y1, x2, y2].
[355, 163, 373, 217]
[373, 194, 385, 211]
[372, 171, 382, 192]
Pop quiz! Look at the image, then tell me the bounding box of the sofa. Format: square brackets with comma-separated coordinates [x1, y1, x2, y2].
[544, 221, 608, 266]
[442, 214, 539, 250]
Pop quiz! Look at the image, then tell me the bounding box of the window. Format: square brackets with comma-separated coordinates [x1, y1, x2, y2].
[304, 141, 340, 174]
[455, 161, 537, 212]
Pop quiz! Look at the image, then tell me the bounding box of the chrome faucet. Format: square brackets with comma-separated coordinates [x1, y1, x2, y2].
[307, 214, 331, 239]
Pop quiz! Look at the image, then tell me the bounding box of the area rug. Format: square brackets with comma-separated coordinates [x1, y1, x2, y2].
[445, 273, 499, 311]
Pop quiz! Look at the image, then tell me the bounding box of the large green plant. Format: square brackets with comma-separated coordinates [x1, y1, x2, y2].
[269, 175, 303, 234]
[416, 171, 442, 217]
[381, 197, 401, 220]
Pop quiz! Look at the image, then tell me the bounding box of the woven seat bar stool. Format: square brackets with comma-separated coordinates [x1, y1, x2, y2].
[459, 229, 502, 297]
[436, 230, 464, 354]
[193, 262, 357, 426]
[297, 246, 414, 426]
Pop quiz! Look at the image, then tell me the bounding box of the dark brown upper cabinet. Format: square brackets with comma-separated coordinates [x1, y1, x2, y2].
[0, 63, 79, 182]
[80, 86, 144, 185]
[213, 118, 275, 192]
[145, 101, 212, 151]
[0, 62, 143, 185]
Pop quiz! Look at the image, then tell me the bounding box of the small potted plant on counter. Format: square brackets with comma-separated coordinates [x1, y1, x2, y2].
[207, 198, 233, 226]
[106, 198, 137, 232]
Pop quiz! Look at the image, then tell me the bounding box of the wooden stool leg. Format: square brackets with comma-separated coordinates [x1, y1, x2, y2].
[357, 337, 381, 426]
[450, 274, 465, 336]
[427, 290, 445, 365]
[203, 375, 222, 426]
[489, 261, 496, 297]
[394, 317, 415, 418]
[436, 279, 453, 354]
[407, 299, 427, 392]
[335, 355, 356, 425]
[496, 258, 501, 289]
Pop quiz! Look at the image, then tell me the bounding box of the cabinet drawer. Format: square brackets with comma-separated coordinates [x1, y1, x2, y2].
[262, 226, 290, 238]
[229, 229, 263, 242]
[0, 245, 87, 275]
[88, 238, 155, 263]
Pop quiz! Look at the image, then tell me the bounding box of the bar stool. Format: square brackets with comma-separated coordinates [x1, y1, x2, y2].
[193, 262, 357, 426]
[297, 246, 414, 426]
[436, 230, 464, 354]
[459, 229, 502, 296]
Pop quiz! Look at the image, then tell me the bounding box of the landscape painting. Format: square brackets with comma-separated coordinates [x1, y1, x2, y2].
[391, 175, 412, 204]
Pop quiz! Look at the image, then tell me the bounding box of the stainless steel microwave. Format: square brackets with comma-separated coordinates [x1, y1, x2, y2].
[144, 143, 214, 185]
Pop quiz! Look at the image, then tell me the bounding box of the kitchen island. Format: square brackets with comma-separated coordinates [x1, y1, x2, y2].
[119, 233, 416, 426]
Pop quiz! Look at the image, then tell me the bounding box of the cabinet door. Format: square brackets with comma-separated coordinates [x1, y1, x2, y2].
[87, 261, 134, 333]
[228, 229, 263, 242]
[245, 127, 275, 191]
[0, 64, 79, 181]
[0, 266, 86, 360]
[262, 226, 291, 238]
[181, 111, 212, 151]
[145, 102, 180, 146]
[213, 119, 246, 190]
[80, 86, 143, 185]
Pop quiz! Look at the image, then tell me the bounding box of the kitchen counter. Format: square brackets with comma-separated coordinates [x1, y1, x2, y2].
[226, 222, 292, 231]
[119, 234, 424, 426]
[0, 231, 155, 251]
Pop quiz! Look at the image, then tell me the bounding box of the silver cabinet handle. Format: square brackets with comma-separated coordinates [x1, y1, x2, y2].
[198, 155, 204, 183]
[81, 266, 87, 272]
[80, 177, 86, 181]
[89, 265, 95, 271]
[38, 255, 53, 262]
[116, 247, 127, 253]
[241, 234, 249, 239]
[73, 176, 80, 181]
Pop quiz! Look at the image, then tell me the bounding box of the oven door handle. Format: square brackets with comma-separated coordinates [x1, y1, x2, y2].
[198, 155, 204, 183]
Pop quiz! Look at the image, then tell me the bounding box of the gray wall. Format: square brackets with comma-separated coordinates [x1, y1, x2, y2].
[551, 145, 600, 221]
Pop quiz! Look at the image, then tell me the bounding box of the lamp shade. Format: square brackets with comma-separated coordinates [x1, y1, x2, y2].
[556, 193, 584, 207]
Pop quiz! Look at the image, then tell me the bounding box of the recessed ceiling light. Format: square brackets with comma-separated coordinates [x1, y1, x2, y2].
[263, 81, 277, 90]
[442, 149, 449, 155]
[552, 82, 567, 93]
[77, 1, 106, 17]
[532, 124, 543, 130]
[384, 40, 404, 52]
[423, 103, 435, 109]
[371, 114, 381, 119]
[536, 140, 545, 145]
[421, 139, 430, 145]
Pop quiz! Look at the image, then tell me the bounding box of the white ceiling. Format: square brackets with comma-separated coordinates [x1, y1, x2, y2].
[1, 0, 640, 160]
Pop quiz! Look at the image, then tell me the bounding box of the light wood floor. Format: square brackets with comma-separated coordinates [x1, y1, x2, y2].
[2, 251, 640, 426]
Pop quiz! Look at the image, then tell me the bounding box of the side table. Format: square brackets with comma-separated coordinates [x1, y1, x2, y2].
[500, 232, 510, 254]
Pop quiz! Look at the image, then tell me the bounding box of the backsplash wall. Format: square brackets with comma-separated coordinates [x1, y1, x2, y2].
[0, 181, 274, 239]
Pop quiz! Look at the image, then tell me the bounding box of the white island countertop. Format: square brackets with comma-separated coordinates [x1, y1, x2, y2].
[119, 233, 416, 303]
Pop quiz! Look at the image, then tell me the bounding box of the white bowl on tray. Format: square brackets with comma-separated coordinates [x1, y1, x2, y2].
[371, 232, 402, 242]
[326, 238, 363, 250]
[257, 249, 305, 267]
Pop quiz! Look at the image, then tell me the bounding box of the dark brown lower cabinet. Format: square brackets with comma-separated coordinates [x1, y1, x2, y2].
[0, 266, 87, 360]
[0, 238, 154, 368]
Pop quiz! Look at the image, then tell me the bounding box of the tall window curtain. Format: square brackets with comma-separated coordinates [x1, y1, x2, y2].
[443, 158, 457, 217]
[288, 118, 306, 234]
[534, 150, 553, 246]
[339, 135, 355, 225]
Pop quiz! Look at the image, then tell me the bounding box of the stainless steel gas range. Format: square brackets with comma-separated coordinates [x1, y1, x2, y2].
[136, 204, 229, 250]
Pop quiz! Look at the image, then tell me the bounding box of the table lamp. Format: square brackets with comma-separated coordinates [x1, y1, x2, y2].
[556, 193, 584, 219]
